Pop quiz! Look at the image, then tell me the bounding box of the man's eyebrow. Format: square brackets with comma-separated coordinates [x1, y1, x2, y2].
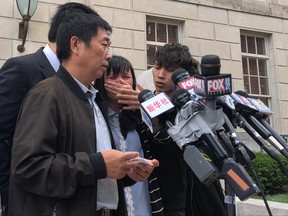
[103, 37, 112, 45]
[102, 36, 111, 41]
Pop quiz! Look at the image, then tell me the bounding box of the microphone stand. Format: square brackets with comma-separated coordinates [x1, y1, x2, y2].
[205, 97, 236, 216]
[222, 113, 273, 216]
[197, 54, 260, 216]
[235, 112, 288, 177]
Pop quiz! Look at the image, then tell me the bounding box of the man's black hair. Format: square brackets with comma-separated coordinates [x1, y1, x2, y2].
[56, 12, 112, 62]
[48, 2, 100, 43]
[154, 43, 193, 73]
[190, 57, 200, 75]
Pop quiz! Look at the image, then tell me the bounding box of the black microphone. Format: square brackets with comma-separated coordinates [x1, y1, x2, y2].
[216, 95, 257, 166]
[235, 90, 288, 152]
[248, 115, 288, 158]
[194, 55, 232, 101]
[200, 54, 221, 76]
[171, 68, 202, 101]
[171, 68, 191, 84]
[169, 88, 221, 185]
[233, 91, 288, 158]
[240, 90, 288, 152]
[172, 88, 204, 114]
[138, 89, 175, 133]
[192, 54, 260, 200]
[138, 89, 154, 102]
[196, 55, 232, 163]
[172, 88, 228, 164]
[169, 88, 260, 200]
[223, 113, 255, 168]
[235, 113, 288, 176]
[258, 118, 288, 151]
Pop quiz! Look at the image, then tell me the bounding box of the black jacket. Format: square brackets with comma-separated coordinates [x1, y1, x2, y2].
[0, 48, 56, 206]
[9, 67, 128, 216]
[142, 124, 187, 211]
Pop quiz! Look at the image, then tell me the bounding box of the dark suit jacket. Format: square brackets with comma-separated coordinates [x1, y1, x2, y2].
[0, 48, 56, 206]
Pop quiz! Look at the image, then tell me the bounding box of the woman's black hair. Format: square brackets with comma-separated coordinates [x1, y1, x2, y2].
[106, 55, 137, 90]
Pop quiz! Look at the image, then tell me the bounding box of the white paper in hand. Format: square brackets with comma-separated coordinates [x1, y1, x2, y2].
[129, 157, 154, 166]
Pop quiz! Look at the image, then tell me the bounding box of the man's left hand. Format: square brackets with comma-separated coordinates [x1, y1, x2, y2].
[127, 159, 159, 182]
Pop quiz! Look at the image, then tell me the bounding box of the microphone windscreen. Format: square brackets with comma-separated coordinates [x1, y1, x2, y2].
[138, 89, 154, 103]
[200, 54, 221, 77]
[171, 68, 190, 85]
[172, 88, 191, 108]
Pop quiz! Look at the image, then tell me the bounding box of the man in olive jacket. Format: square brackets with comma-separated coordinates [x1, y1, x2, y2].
[9, 11, 158, 216]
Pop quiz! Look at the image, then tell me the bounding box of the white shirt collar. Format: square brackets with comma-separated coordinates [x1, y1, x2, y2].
[43, 44, 60, 72]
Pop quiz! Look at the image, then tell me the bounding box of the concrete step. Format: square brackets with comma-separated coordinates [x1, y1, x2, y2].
[236, 198, 288, 216]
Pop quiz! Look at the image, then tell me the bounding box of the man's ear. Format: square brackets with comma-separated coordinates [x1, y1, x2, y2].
[70, 36, 80, 54]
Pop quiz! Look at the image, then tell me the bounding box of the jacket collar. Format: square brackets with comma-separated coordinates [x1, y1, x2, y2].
[56, 65, 116, 149]
[36, 48, 57, 78]
[55, 66, 107, 111]
[56, 66, 90, 102]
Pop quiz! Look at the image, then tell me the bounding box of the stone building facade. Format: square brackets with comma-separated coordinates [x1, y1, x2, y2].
[1, 0, 288, 141]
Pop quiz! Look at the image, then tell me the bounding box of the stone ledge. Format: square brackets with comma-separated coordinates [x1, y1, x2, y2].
[236, 198, 288, 216]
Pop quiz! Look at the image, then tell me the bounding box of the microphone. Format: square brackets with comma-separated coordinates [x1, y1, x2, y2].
[172, 88, 204, 114]
[222, 113, 255, 168]
[246, 96, 273, 120]
[235, 112, 288, 176]
[232, 91, 288, 158]
[216, 95, 257, 166]
[171, 89, 228, 165]
[171, 68, 202, 101]
[169, 88, 260, 200]
[138, 89, 176, 133]
[187, 54, 260, 200]
[145, 88, 220, 185]
[258, 118, 288, 151]
[247, 115, 288, 158]
[194, 55, 232, 101]
[234, 90, 288, 151]
[168, 88, 221, 185]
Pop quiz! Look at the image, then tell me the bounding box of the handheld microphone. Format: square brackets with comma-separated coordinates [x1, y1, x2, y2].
[171, 68, 202, 101]
[247, 97, 273, 120]
[232, 91, 288, 158]
[247, 115, 288, 158]
[138, 89, 175, 133]
[235, 112, 288, 176]
[216, 95, 257, 167]
[172, 88, 204, 115]
[189, 54, 260, 200]
[169, 88, 260, 200]
[194, 55, 232, 101]
[169, 88, 221, 185]
[223, 113, 256, 168]
[258, 118, 288, 151]
[234, 90, 288, 151]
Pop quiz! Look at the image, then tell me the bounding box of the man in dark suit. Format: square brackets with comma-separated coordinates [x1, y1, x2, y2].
[0, 3, 100, 214]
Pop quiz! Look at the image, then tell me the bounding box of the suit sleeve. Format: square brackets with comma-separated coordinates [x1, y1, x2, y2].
[0, 58, 28, 205]
[10, 89, 104, 199]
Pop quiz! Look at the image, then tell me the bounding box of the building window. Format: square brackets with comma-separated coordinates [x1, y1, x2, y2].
[240, 33, 270, 106]
[146, 19, 180, 69]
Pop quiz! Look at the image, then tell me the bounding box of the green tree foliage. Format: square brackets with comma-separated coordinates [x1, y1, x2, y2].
[248, 152, 288, 195]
